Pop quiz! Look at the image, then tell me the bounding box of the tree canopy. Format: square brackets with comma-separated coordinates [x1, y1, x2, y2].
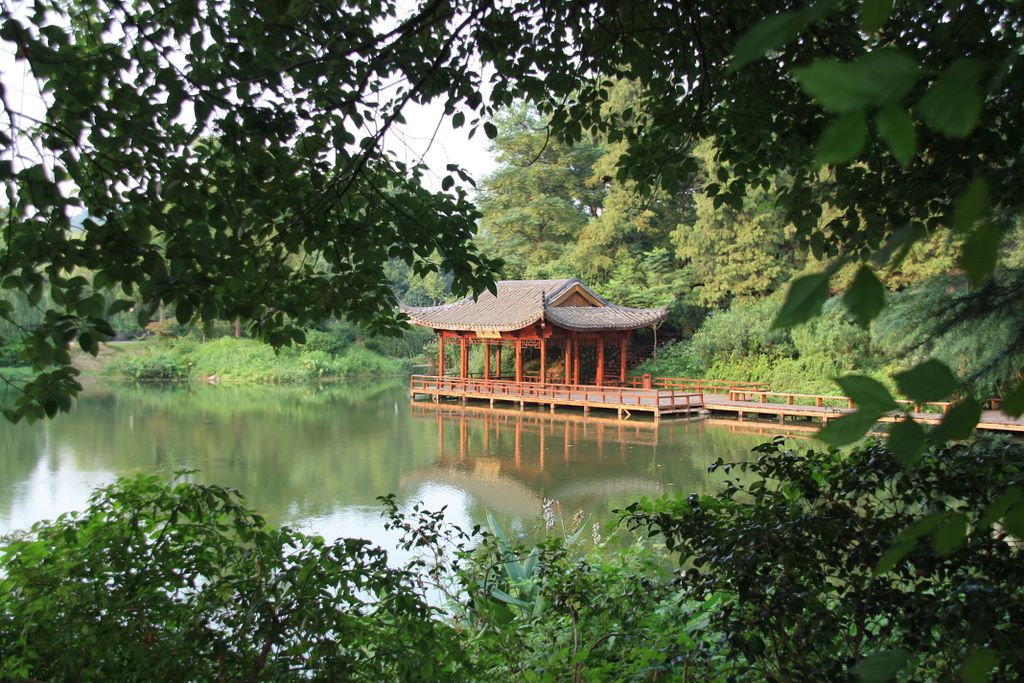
[2, 0, 1022, 430]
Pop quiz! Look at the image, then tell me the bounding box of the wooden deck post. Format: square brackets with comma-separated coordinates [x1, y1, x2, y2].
[459, 337, 468, 378]
[564, 338, 571, 384]
[484, 341, 490, 379]
[573, 336, 580, 385]
[596, 336, 605, 386]
[496, 345, 502, 379]
[515, 338, 523, 383]
[619, 333, 628, 384]
[539, 338, 547, 384]
[438, 336, 445, 377]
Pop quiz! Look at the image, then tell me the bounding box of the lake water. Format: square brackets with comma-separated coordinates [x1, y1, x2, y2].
[0, 380, 801, 547]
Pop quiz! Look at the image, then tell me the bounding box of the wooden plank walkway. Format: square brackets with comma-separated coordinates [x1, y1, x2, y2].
[409, 375, 702, 417]
[701, 393, 1024, 433]
[409, 375, 1024, 433]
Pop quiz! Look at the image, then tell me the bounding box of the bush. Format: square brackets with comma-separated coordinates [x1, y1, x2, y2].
[689, 297, 794, 368]
[363, 326, 434, 359]
[189, 337, 307, 384]
[329, 346, 407, 377]
[790, 298, 870, 362]
[303, 328, 351, 357]
[0, 337, 24, 367]
[633, 339, 704, 377]
[0, 476, 468, 681]
[625, 438, 1024, 682]
[112, 352, 191, 382]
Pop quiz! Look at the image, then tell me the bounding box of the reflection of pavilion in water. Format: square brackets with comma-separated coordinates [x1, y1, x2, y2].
[402, 402, 687, 517]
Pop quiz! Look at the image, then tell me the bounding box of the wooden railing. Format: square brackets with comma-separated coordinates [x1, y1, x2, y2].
[726, 389, 952, 414]
[627, 376, 771, 394]
[409, 375, 701, 412]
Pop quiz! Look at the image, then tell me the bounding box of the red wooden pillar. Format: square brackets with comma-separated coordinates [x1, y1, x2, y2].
[619, 333, 628, 384]
[484, 341, 491, 380]
[515, 338, 523, 383]
[539, 338, 547, 384]
[496, 345, 502, 379]
[564, 338, 571, 384]
[596, 336, 604, 386]
[459, 337, 468, 378]
[438, 336, 445, 377]
[573, 337, 580, 385]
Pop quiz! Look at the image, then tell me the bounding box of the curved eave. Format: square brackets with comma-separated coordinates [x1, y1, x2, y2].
[543, 305, 669, 332]
[399, 303, 543, 332]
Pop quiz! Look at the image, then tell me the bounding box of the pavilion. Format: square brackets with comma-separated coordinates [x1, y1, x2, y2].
[400, 278, 668, 386]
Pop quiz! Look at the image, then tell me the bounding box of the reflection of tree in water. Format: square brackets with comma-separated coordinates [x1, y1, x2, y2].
[406, 403, 787, 530]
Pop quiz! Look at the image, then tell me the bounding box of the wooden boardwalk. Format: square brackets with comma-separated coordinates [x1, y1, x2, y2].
[409, 375, 1024, 434]
[409, 375, 702, 417]
[701, 392, 1024, 433]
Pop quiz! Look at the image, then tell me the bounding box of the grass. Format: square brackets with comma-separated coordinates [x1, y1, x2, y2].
[105, 337, 410, 385]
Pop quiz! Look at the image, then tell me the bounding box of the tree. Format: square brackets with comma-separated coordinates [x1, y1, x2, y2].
[0, 0, 501, 421]
[3, 0, 1022, 431]
[672, 141, 804, 308]
[477, 104, 603, 278]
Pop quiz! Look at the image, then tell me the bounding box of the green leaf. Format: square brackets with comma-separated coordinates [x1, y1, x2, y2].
[875, 541, 911, 573]
[795, 49, 918, 114]
[886, 418, 927, 468]
[176, 301, 194, 326]
[979, 485, 1023, 528]
[893, 359, 960, 403]
[932, 511, 967, 555]
[441, 175, 454, 191]
[931, 397, 982, 443]
[451, 111, 465, 128]
[772, 272, 830, 329]
[852, 649, 911, 683]
[842, 265, 886, 327]
[78, 331, 95, 355]
[817, 409, 881, 446]
[1004, 504, 1024, 537]
[835, 375, 897, 412]
[815, 111, 868, 166]
[860, 0, 893, 33]
[876, 512, 949, 573]
[961, 648, 999, 683]
[731, 10, 809, 70]
[960, 222, 1001, 286]
[916, 59, 983, 138]
[874, 105, 916, 167]
[952, 178, 988, 233]
[1001, 381, 1024, 417]
[483, 122, 498, 139]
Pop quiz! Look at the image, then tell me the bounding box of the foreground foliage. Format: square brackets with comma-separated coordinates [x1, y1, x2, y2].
[3, 437, 1023, 681]
[625, 438, 1024, 682]
[0, 476, 468, 681]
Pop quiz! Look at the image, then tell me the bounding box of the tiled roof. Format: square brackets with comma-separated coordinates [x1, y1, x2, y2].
[399, 278, 668, 332]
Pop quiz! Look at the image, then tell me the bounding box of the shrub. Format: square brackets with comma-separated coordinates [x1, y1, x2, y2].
[625, 438, 1024, 682]
[0, 476, 469, 681]
[189, 337, 306, 384]
[0, 337, 24, 367]
[790, 298, 871, 362]
[113, 352, 191, 382]
[633, 339, 704, 377]
[689, 297, 794, 368]
[331, 346, 406, 377]
[303, 328, 351, 357]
